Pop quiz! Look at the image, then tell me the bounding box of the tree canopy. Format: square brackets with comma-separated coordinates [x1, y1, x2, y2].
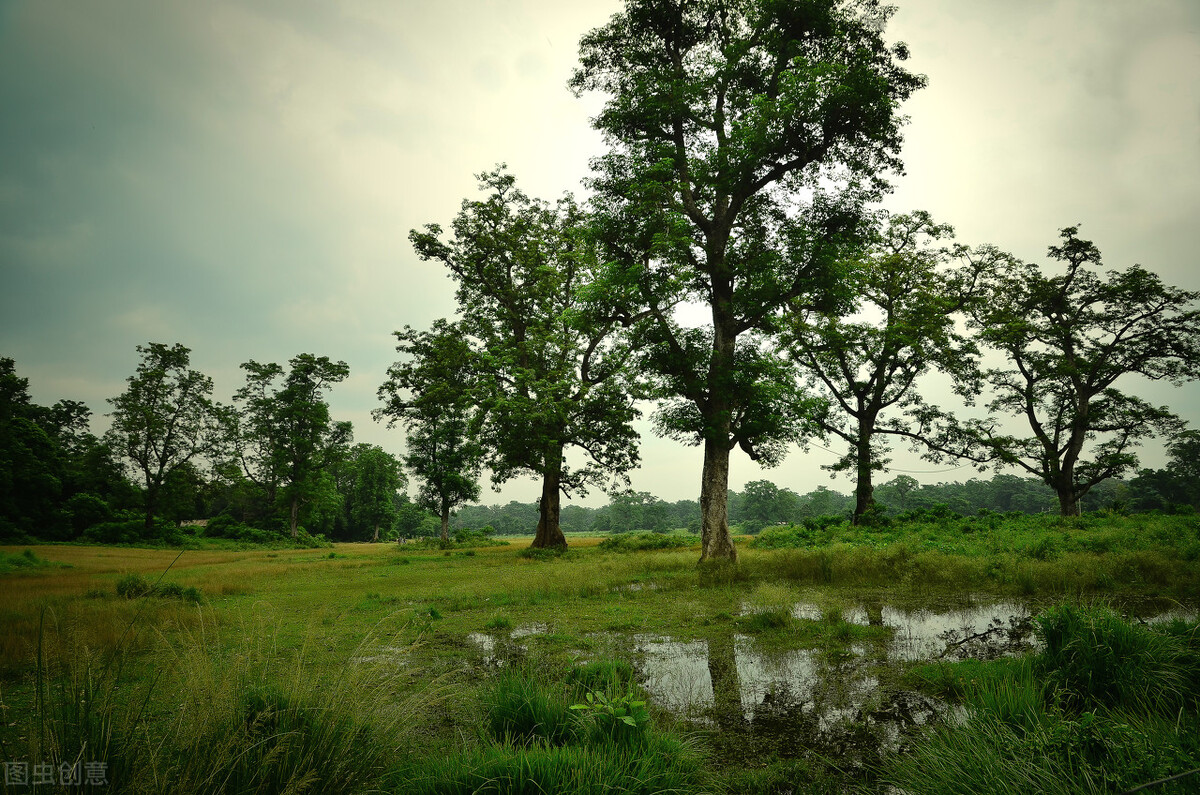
[105, 343, 226, 533]
[408, 168, 641, 548]
[783, 211, 1003, 524]
[377, 319, 484, 542]
[572, 0, 925, 560]
[969, 227, 1200, 515]
[232, 354, 351, 537]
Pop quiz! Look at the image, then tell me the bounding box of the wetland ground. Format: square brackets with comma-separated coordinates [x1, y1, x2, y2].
[1, 512, 1198, 793]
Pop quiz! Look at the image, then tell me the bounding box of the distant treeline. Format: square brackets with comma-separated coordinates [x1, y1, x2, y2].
[449, 472, 1185, 537]
[3, 350, 1196, 545]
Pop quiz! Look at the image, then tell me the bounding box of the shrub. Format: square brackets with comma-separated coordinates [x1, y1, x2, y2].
[84, 515, 183, 545]
[203, 514, 277, 543]
[116, 573, 152, 599]
[598, 532, 693, 552]
[1035, 604, 1196, 715]
[115, 574, 202, 602]
[64, 492, 113, 536]
[751, 524, 816, 549]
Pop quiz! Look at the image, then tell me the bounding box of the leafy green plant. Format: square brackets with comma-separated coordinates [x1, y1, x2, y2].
[570, 689, 650, 743]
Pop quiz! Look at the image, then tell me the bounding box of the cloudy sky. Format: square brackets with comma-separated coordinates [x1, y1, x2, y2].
[3, 0, 1198, 507]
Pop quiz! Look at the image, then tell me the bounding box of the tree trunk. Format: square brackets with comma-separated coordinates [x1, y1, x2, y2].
[852, 427, 876, 525]
[143, 482, 158, 535]
[531, 444, 567, 549]
[1053, 462, 1081, 517]
[707, 630, 745, 730]
[699, 439, 737, 562]
[1057, 489, 1080, 517]
[289, 497, 299, 538]
[440, 504, 450, 543]
[371, 522, 380, 543]
[700, 262, 738, 563]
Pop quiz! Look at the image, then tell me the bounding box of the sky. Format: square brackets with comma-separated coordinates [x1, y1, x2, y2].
[2, 0, 1199, 508]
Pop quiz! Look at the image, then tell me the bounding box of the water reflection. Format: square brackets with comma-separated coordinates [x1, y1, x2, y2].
[634, 632, 883, 728]
[465, 597, 1196, 760]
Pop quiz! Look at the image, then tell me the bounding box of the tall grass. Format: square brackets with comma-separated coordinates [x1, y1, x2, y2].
[889, 605, 1200, 794]
[141, 612, 447, 795]
[1, 602, 448, 795]
[1036, 603, 1196, 715]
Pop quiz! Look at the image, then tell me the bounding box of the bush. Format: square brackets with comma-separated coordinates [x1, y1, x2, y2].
[116, 573, 152, 598]
[203, 514, 277, 543]
[84, 515, 183, 545]
[751, 524, 816, 549]
[64, 492, 113, 536]
[115, 573, 202, 602]
[1035, 604, 1197, 715]
[453, 526, 506, 547]
[598, 533, 693, 553]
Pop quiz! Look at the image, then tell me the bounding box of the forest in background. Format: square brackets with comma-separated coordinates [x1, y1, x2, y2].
[3, 349, 1198, 546]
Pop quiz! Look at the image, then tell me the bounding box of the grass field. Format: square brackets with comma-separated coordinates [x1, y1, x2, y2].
[1, 514, 1198, 793]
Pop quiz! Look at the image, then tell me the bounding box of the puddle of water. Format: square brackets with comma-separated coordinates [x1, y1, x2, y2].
[350, 645, 412, 665]
[465, 599, 1196, 763]
[466, 623, 551, 666]
[876, 601, 1034, 661]
[510, 622, 549, 639]
[633, 634, 882, 725]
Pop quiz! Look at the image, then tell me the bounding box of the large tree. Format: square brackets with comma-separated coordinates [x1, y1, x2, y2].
[738, 479, 800, 529]
[969, 227, 1200, 516]
[783, 211, 1002, 524]
[377, 320, 484, 543]
[105, 343, 226, 532]
[571, 0, 925, 560]
[343, 444, 408, 545]
[409, 169, 641, 549]
[232, 354, 351, 537]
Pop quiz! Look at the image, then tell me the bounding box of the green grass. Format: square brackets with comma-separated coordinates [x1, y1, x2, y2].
[403, 666, 707, 795]
[1, 514, 1198, 794]
[0, 548, 65, 575]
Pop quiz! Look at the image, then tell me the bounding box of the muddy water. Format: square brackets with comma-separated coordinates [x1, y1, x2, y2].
[466, 598, 1196, 765]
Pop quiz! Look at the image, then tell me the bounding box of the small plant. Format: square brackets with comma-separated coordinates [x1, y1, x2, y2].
[484, 671, 577, 747]
[570, 689, 650, 743]
[114, 575, 202, 602]
[741, 608, 793, 632]
[485, 616, 512, 632]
